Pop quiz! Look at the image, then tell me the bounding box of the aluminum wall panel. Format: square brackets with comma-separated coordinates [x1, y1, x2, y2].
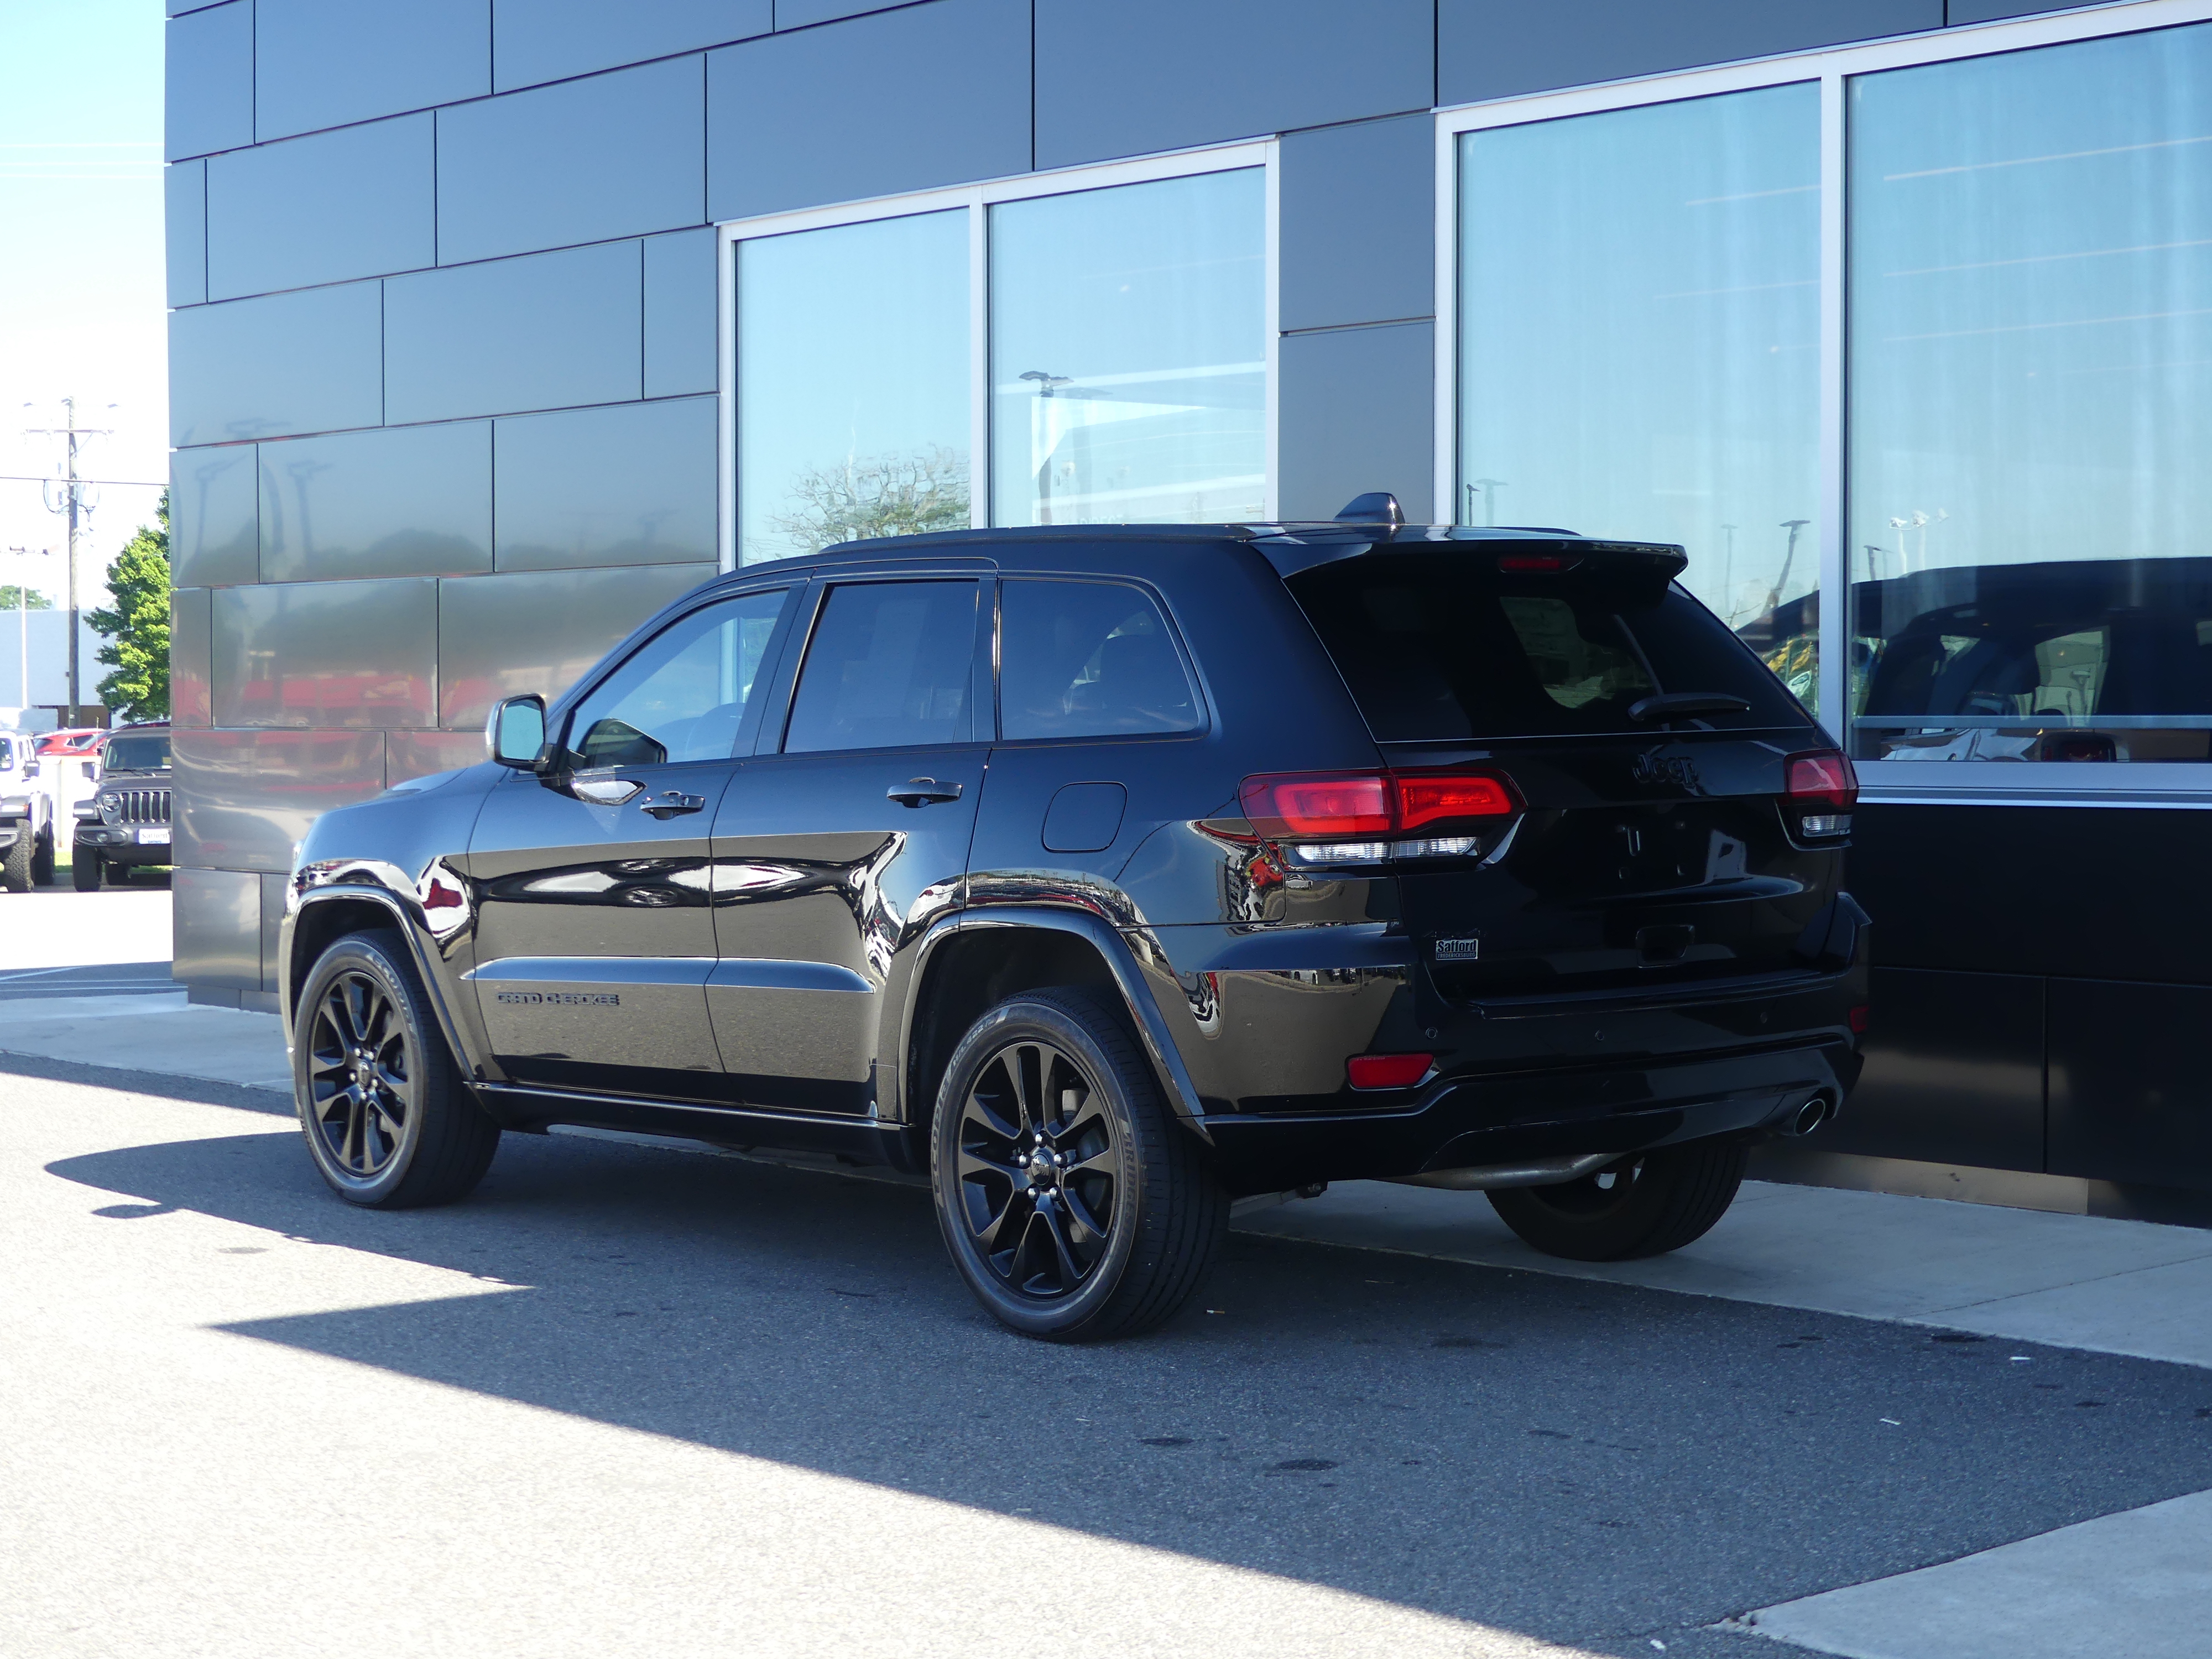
[774, 1, 911, 24]
[493, 398, 716, 571]
[436, 562, 714, 730]
[1035, 0, 1431, 169]
[1280, 115, 1433, 332]
[1948, 1, 2079, 21]
[213, 579, 438, 729]
[644, 229, 717, 399]
[492, 0, 770, 90]
[706, 0, 1030, 222]
[259, 874, 288, 990]
[206, 115, 435, 300]
[1438, 0, 1941, 105]
[258, 423, 493, 583]
[388, 729, 490, 784]
[174, 729, 389, 873]
[165, 2, 253, 161]
[1277, 322, 1433, 521]
[169, 285, 384, 447]
[173, 867, 261, 987]
[384, 243, 643, 424]
[171, 588, 215, 728]
[255, 0, 492, 142]
[166, 161, 206, 307]
[2051, 979, 2212, 1190]
[436, 58, 707, 266]
[171, 445, 260, 587]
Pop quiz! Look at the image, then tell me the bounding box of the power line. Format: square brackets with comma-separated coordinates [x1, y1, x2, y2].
[0, 474, 163, 487]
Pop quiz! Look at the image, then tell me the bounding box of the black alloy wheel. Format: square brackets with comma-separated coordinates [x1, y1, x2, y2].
[957, 1037, 1120, 1298]
[932, 987, 1226, 1342]
[1486, 1138, 1749, 1261]
[293, 931, 500, 1209]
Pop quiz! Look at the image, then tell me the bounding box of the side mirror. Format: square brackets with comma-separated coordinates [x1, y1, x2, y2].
[487, 694, 551, 771]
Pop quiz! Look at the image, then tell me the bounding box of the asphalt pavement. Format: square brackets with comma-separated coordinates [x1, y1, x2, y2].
[7, 1062, 2211, 1659]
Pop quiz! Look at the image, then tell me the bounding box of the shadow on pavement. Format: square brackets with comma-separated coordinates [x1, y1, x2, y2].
[45, 1125, 2212, 1654]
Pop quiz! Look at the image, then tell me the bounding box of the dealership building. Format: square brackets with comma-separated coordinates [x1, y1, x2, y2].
[165, 0, 2212, 1218]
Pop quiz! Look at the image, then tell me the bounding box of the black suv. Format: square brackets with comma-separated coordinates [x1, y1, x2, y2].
[281, 501, 1867, 1340]
[72, 724, 173, 890]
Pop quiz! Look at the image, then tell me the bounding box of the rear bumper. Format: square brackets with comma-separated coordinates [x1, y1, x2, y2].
[1201, 1035, 1860, 1194]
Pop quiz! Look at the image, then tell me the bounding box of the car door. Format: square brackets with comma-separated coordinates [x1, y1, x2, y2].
[466, 586, 796, 1102]
[708, 573, 990, 1115]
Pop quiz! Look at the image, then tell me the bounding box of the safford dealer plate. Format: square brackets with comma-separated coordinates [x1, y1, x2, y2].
[136, 827, 170, 844]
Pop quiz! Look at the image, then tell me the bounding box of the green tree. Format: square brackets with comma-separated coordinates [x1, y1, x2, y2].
[765, 446, 971, 557]
[0, 586, 53, 610]
[88, 492, 170, 723]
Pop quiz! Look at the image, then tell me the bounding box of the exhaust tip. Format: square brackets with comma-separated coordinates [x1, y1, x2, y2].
[1786, 1095, 1832, 1137]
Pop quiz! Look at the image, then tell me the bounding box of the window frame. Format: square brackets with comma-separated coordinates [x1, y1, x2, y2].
[989, 572, 1213, 747]
[1434, 0, 2212, 807]
[717, 140, 1280, 573]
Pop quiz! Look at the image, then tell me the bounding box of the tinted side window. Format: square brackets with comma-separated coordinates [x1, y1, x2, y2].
[783, 580, 978, 753]
[999, 579, 1200, 740]
[567, 588, 789, 768]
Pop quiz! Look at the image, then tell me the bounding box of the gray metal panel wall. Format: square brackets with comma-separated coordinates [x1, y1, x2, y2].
[166, 161, 206, 307]
[212, 578, 439, 729]
[706, 0, 1030, 221]
[172, 589, 215, 728]
[1034, 0, 1433, 169]
[1437, 1, 1942, 105]
[435, 57, 707, 264]
[174, 868, 261, 989]
[170, 444, 259, 588]
[492, 0, 770, 90]
[255, 0, 492, 140]
[165, 3, 252, 160]
[170, 285, 385, 447]
[206, 116, 436, 299]
[1279, 115, 1434, 333]
[493, 399, 718, 571]
[257, 424, 493, 582]
[1277, 323, 1434, 522]
[644, 229, 718, 398]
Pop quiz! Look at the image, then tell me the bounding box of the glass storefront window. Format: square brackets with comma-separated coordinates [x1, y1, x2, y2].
[989, 169, 1266, 528]
[737, 211, 969, 565]
[1849, 25, 2212, 765]
[1459, 86, 1822, 709]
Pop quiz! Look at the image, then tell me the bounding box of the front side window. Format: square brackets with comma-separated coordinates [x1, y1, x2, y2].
[783, 581, 979, 753]
[1849, 25, 2212, 765]
[1459, 85, 1823, 710]
[990, 168, 1266, 528]
[566, 589, 789, 769]
[998, 579, 1201, 739]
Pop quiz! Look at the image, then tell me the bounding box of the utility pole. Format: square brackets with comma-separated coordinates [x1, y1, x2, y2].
[26, 398, 111, 727]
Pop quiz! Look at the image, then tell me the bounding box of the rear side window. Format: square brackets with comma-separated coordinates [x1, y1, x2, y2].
[998, 579, 1201, 740]
[1287, 555, 1809, 742]
[784, 580, 978, 752]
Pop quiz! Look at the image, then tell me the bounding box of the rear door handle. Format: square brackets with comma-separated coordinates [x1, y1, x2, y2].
[886, 777, 963, 808]
[641, 791, 707, 820]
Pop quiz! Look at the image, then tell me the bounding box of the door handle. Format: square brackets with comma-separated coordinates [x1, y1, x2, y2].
[641, 791, 707, 820]
[886, 776, 963, 808]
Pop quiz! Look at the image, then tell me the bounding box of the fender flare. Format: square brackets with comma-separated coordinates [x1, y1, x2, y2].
[900, 904, 1209, 1132]
[288, 883, 485, 1084]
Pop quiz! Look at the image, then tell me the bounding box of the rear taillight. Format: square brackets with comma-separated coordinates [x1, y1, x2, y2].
[1785, 749, 1858, 839]
[1239, 769, 1520, 865]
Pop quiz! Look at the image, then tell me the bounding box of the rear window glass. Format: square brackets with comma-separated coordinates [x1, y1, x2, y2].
[1286, 555, 1809, 742]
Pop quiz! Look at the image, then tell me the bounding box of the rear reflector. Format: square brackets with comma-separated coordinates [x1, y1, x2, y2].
[1849, 1004, 1871, 1035]
[1240, 769, 1520, 843]
[1348, 1052, 1432, 1091]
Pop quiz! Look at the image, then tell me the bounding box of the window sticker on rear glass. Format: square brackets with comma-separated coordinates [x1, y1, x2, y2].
[1498, 597, 1651, 711]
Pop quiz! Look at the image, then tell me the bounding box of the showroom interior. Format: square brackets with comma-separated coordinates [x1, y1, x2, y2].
[164, 0, 2212, 1217]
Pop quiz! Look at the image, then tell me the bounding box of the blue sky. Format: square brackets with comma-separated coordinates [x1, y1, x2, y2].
[0, 0, 166, 599]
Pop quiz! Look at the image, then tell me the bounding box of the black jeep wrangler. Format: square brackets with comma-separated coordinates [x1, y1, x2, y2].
[281, 500, 1867, 1340]
[72, 724, 173, 890]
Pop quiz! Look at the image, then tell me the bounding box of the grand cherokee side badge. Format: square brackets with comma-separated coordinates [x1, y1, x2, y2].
[495, 991, 620, 1006]
[1433, 937, 1481, 961]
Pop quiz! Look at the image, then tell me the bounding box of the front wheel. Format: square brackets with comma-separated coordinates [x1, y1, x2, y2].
[931, 987, 1226, 1342]
[1, 830, 30, 893]
[32, 828, 54, 886]
[1486, 1139, 1748, 1261]
[294, 931, 500, 1209]
[70, 849, 101, 892]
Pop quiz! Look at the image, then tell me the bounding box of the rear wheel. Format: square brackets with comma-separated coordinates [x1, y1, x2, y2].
[71, 849, 101, 892]
[1486, 1139, 1747, 1261]
[31, 827, 54, 886]
[931, 987, 1227, 1342]
[295, 931, 500, 1209]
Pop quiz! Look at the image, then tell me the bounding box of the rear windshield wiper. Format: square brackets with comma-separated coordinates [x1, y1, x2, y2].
[1629, 692, 1752, 723]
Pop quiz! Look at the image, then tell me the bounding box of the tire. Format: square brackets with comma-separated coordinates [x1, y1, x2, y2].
[1487, 1139, 1748, 1262]
[71, 849, 101, 893]
[294, 930, 500, 1209]
[31, 828, 54, 886]
[1, 829, 29, 893]
[931, 987, 1227, 1342]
